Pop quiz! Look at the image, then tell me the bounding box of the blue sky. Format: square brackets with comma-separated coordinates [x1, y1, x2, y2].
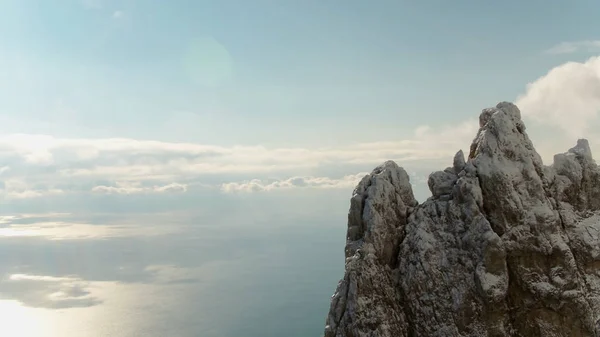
[1, 0, 599, 147]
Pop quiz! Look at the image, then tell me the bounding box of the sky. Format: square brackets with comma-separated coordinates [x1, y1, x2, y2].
[2, 0, 600, 336]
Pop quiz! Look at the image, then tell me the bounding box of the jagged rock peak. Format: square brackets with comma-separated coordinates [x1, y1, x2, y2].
[570, 138, 593, 159]
[325, 102, 600, 337]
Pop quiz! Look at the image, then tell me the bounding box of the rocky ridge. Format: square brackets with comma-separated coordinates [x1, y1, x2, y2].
[324, 102, 600, 337]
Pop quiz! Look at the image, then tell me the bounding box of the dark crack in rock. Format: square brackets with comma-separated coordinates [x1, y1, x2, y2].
[324, 102, 600, 337]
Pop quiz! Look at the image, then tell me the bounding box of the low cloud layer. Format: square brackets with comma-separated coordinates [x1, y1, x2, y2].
[1, 273, 101, 309]
[221, 173, 369, 193]
[0, 120, 477, 200]
[0, 213, 180, 240]
[3, 56, 600, 201]
[91, 182, 188, 195]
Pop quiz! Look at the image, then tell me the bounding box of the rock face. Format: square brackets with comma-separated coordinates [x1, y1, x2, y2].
[324, 102, 600, 337]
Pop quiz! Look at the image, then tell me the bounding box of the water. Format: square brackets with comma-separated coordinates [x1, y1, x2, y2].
[0, 191, 349, 337]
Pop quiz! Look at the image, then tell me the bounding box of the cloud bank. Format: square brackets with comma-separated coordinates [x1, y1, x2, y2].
[2, 54, 600, 199]
[91, 182, 188, 195]
[0, 121, 476, 199]
[221, 173, 369, 193]
[2, 273, 101, 309]
[0, 214, 179, 240]
[516, 56, 600, 138]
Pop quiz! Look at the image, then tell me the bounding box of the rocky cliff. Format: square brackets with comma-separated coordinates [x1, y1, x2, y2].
[324, 102, 600, 337]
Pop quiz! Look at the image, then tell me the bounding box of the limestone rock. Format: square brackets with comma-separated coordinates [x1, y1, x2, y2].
[325, 102, 600, 337]
[427, 169, 458, 198]
[454, 150, 466, 173]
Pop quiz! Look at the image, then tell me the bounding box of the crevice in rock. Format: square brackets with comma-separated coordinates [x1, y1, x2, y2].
[357, 178, 373, 239]
[503, 254, 519, 336]
[558, 211, 598, 332]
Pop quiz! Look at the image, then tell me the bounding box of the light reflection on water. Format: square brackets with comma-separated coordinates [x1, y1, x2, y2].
[0, 209, 346, 337]
[2, 280, 178, 337]
[1, 300, 53, 337]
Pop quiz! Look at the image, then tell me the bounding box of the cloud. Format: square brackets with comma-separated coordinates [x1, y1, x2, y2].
[544, 40, 600, 54]
[0, 125, 476, 178]
[0, 179, 64, 199]
[0, 123, 477, 199]
[0, 214, 180, 240]
[220, 173, 369, 193]
[1, 273, 101, 309]
[91, 182, 187, 195]
[112, 10, 123, 19]
[516, 56, 600, 138]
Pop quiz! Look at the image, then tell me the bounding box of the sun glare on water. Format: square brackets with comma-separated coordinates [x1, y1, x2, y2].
[0, 300, 54, 337]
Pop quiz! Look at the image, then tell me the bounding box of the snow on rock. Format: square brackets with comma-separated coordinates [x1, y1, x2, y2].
[325, 102, 600, 337]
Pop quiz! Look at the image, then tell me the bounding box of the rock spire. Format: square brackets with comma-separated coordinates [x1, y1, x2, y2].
[325, 102, 600, 337]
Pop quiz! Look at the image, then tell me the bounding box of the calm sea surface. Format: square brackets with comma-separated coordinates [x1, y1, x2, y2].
[0, 194, 349, 337]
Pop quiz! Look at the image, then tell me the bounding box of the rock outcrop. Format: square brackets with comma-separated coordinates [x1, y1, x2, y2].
[324, 102, 600, 337]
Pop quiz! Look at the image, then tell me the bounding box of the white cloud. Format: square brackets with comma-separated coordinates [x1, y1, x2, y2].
[545, 40, 600, 54]
[0, 213, 69, 225]
[516, 56, 600, 138]
[9, 274, 80, 283]
[4, 189, 65, 199]
[0, 214, 180, 240]
[1, 121, 475, 172]
[112, 10, 123, 19]
[0, 123, 477, 199]
[91, 182, 187, 194]
[0, 179, 64, 199]
[221, 173, 369, 193]
[2, 273, 100, 309]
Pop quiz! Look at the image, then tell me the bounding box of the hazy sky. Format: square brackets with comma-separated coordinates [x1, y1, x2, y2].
[2, 0, 600, 206]
[0, 0, 599, 143]
[2, 1, 600, 336]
